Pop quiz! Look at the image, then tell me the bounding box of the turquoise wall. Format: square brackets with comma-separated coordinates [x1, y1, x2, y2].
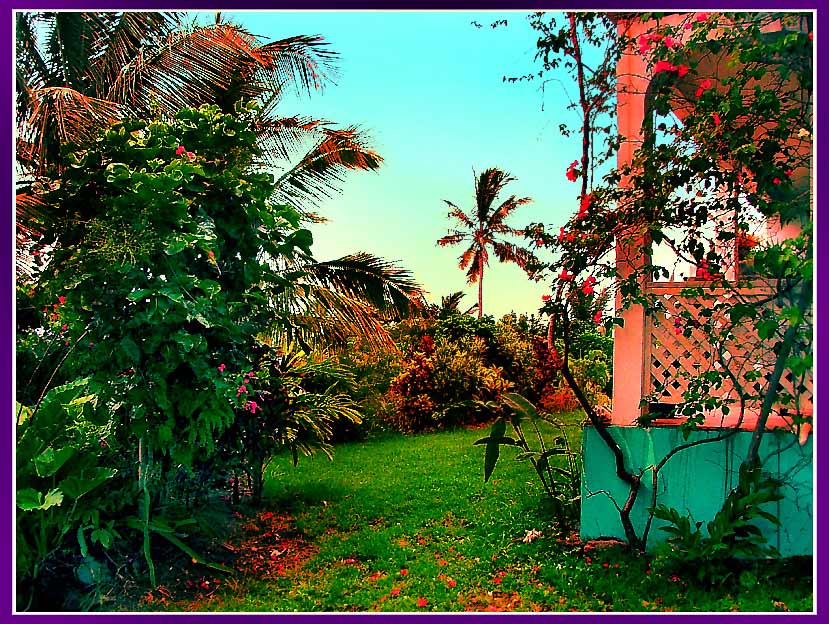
[579, 426, 813, 556]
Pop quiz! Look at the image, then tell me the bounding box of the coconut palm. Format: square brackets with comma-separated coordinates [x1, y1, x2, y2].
[437, 167, 539, 318]
[15, 11, 381, 260]
[15, 11, 422, 346]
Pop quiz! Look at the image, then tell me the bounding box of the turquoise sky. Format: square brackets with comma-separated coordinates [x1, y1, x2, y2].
[229, 10, 586, 318]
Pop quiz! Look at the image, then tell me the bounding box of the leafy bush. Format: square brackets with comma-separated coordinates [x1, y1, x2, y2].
[651, 461, 784, 586]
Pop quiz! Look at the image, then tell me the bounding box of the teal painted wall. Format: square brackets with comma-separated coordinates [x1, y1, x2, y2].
[580, 426, 813, 556]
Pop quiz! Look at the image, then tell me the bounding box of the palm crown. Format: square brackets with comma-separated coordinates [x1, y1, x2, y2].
[437, 167, 539, 317]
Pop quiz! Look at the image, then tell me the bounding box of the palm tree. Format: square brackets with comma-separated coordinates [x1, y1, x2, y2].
[15, 11, 422, 347]
[437, 168, 539, 318]
[15, 11, 381, 261]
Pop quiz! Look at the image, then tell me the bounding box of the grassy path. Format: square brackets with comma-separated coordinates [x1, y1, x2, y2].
[143, 422, 811, 613]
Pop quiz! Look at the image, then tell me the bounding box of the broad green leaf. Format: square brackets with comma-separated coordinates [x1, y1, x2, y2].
[60, 468, 117, 499]
[483, 419, 507, 483]
[33, 446, 75, 478]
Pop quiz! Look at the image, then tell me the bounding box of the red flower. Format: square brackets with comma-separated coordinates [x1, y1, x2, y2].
[695, 12, 709, 22]
[653, 60, 676, 73]
[559, 269, 574, 280]
[582, 284, 595, 295]
[585, 556, 592, 565]
[785, 170, 793, 178]
[773, 178, 781, 185]
[492, 576, 502, 584]
[61, 324, 68, 331]
[439, 559, 447, 566]
[218, 363, 226, 372]
[542, 295, 551, 302]
[638, 34, 651, 55]
[417, 598, 428, 607]
[593, 311, 602, 324]
[663, 35, 679, 49]
[446, 579, 457, 588]
[399, 569, 408, 576]
[237, 385, 247, 396]
[246, 401, 259, 413]
[684, 22, 693, 30]
[712, 112, 721, 127]
[208, 250, 215, 259]
[390, 588, 400, 596]
[176, 145, 186, 156]
[565, 159, 579, 182]
[558, 227, 567, 242]
[186, 151, 195, 159]
[602, 562, 610, 568]
[677, 64, 689, 77]
[58, 295, 66, 304]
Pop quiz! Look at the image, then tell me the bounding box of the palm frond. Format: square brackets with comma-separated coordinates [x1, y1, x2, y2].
[491, 240, 539, 273]
[437, 232, 468, 247]
[487, 195, 532, 228]
[443, 200, 474, 228]
[253, 112, 326, 163]
[303, 252, 423, 316]
[474, 167, 516, 222]
[85, 12, 177, 99]
[22, 86, 123, 173]
[272, 126, 382, 213]
[464, 247, 487, 283]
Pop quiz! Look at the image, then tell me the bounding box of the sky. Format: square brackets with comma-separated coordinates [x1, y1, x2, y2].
[226, 10, 587, 319]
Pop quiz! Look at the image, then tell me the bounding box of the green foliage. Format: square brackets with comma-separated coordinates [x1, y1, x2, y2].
[16, 379, 120, 608]
[475, 393, 581, 527]
[651, 461, 784, 586]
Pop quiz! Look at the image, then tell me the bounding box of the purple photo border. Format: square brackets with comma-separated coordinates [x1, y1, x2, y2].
[3, 0, 822, 622]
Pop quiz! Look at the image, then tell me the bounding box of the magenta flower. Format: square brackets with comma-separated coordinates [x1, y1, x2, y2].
[653, 60, 677, 74]
[695, 12, 709, 22]
[218, 363, 226, 372]
[677, 64, 689, 77]
[176, 145, 186, 156]
[565, 159, 579, 182]
[58, 295, 66, 304]
[186, 151, 195, 160]
[246, 401, 259, 413]
[237, 385, 247, 396]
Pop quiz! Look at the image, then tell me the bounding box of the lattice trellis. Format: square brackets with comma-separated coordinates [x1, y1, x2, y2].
[645, 284, 813, 417]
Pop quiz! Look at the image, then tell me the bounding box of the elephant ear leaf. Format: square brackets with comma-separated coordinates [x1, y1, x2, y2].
[60, 467, 117, 499]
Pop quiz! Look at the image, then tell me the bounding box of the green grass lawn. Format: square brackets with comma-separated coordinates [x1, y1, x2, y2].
[134, 416, 812, 613]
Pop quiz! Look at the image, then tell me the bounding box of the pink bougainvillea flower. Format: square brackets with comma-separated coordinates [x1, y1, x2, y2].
[246, 401, 258, 413]
[237, 385, 247, 396]
[675, 326, 683, 335]
[61, 324, 68, 331]
[695, 12, 709, 22]
[399, 569, 408, 576]
[684, 22, 693, 30]
[565, 159, 579, 181]
[653, 60, 677, 73]
[559, 269, 574, 280]
[585, 556, 592, 565]
[663, 35, 679, 49]
[390, 588, 400, 596]
[417, 598, 428, 607]
[186, 151, 195, 159]
[593, 311, 602, 324]
[638, 34, 651, 55]
[176, 145, 186, 156]
[785, 170, 793, 178]
[677, 64, 690, 77]
[712, 112, 721, 126]
[208, 250, 215, 259]
[217, 363, 226, 372]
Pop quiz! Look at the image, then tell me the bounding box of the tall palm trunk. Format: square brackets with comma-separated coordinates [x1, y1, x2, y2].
[477, 268, 484, 318]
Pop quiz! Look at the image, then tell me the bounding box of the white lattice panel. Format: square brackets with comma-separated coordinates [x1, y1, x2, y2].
[645, 284, 812, 417]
